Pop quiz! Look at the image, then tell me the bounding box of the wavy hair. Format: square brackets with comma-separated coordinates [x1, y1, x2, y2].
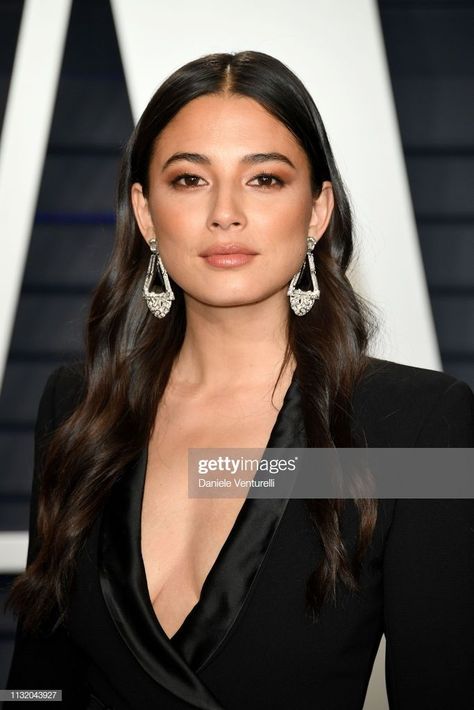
[6, 50, 378, 635]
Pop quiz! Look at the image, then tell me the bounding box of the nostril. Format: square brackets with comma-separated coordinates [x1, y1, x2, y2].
[211, 221, 242, 229]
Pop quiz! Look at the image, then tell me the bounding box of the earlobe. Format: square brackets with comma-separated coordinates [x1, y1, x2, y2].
[131, 182, 153, 241]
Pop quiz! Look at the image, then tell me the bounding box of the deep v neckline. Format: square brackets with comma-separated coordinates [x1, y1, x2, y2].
[98, 369, 306, 708]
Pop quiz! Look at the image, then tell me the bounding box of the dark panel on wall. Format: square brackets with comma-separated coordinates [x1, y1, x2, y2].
[0, 0, 24, 138]
[0, 0, 133, 685]
[378, 0, 474, 386]
[0, 0, 132, 530]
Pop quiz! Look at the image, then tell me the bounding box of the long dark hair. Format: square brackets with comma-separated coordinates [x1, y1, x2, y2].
[6, 50, 378, 635]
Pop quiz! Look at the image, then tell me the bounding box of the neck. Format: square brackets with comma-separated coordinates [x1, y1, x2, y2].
[169, 290, 295, 393]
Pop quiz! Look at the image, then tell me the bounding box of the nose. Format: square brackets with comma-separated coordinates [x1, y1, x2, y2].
[207, 184, 246, 231]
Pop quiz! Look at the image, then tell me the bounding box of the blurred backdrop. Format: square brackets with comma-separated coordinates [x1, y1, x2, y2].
[0, 0, 473, 705]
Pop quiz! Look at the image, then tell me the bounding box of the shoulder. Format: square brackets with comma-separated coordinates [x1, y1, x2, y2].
[358, 356, 464, 397]
[38, 360, 86, 430]
[352, 356, 474, 446]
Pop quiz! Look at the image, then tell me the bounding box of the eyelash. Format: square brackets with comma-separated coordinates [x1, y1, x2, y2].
[251, 173, 285, 188]
[171, 173, 204, 188]
[170, 172, 285, 189]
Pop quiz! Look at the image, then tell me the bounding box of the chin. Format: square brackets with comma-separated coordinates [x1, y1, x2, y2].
[184, 290, 261, 308]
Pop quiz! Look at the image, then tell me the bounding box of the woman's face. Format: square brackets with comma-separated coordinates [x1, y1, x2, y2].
[131, 93, 333, 310]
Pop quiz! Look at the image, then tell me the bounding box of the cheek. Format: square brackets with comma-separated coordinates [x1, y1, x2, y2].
[149, 195, 203, 238]
[255, 193, 312, 274]
[251, 188, 312, 229]
[145, 196, 200, 283]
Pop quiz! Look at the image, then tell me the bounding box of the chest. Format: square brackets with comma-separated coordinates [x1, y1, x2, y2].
[140, 392, 286, 638]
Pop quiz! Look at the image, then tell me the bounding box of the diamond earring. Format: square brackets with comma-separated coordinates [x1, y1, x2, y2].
[287, 236, 320, 316]
[143, 238, 175, 318]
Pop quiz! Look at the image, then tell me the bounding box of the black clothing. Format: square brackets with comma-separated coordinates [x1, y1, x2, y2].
[5, 357, 474, 709]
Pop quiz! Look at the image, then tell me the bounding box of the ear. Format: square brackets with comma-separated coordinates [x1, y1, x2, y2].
[131, 183, 155, 242]
[308, 181, 334, 242]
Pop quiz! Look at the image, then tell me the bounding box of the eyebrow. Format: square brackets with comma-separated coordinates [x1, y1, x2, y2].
[161, 151, 296, 171]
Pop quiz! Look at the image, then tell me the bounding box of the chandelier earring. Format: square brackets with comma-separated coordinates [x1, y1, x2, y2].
[143, 237, 175, 318]
[287, 236, 320, 316]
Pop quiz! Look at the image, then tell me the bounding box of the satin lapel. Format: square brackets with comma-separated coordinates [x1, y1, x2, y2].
[99, 451, 225, 710]
[98, 372, 306, 706]
[174, 372, 307, 672]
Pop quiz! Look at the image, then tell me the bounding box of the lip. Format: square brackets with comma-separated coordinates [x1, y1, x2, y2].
[203, 253, 257, 268]
[199, 242, 258, 257]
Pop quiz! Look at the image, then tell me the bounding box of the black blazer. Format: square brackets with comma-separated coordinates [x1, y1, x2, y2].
[4, 357, 474, 710]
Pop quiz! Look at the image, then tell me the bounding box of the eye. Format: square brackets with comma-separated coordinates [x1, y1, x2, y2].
[248, 173, 284, 188]
[171, 173, 207, 188]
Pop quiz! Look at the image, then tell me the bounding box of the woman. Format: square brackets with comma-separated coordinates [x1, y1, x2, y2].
[4, 51, 474, 710]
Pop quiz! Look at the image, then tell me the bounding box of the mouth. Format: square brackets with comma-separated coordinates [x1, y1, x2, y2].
[201, 253, 258, 268]
[199, 243, 258, 257]
[199, 243, 259, 268]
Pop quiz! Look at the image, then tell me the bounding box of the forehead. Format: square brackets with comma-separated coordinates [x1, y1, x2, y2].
[152, 93, 306, 163]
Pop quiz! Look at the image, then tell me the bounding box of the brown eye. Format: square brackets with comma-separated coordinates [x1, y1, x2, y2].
[172, 174, 206, 187]
[249, 173, 284, 188]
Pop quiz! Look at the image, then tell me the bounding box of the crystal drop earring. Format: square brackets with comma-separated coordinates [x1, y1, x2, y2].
[143, 238, 175, 318]
[287, 236, 320, 316]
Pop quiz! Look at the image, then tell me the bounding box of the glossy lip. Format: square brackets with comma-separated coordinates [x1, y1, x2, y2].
[203, 253, 256, 268]
[199, 242, 259, 257]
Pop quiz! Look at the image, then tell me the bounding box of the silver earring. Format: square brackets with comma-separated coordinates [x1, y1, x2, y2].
[143, 238, 175, 318]
[287, 237, 320, 316]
